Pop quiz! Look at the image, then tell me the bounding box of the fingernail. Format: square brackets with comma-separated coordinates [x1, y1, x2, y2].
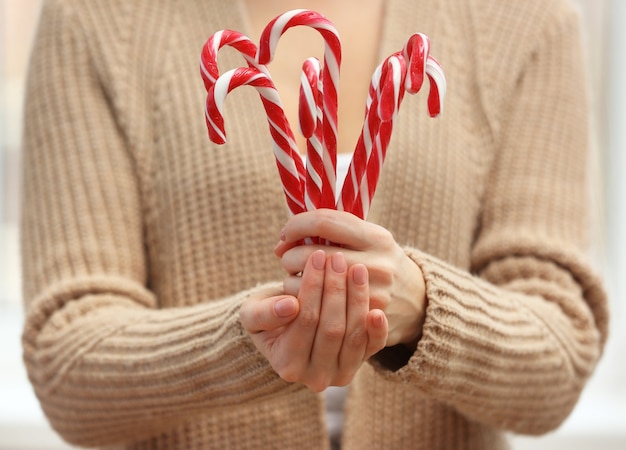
[331, 252, 347, 273]
[279, 228, 286, 241]
[312, 250, 326, 270]
[274, 297, 297, 317]
[373, 311, 385, 328]
[353, 264, 367, 285]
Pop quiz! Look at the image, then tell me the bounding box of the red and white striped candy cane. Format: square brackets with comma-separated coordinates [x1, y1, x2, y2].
[402, 33, 446, 116]
[402, 33, 430, 95]
[199, 13, 446, 223]
[336, 62, 381, 215]
[200, 29, 306, 194]
[200, 30, 266, 90]
[353, 54, 407, 219]
[258, 9, 342, 210]
[338, 52, 402, 217]
[342, 38, 446, 218]
[299, 57, 324, 211]
[425, 56, 446, 117]
[205, 67, 305, 215]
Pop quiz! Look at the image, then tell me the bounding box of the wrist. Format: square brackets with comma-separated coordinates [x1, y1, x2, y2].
[387, 252, 427, 347]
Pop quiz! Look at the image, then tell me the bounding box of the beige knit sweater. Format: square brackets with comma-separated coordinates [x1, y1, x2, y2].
[21, 0, 608, 449]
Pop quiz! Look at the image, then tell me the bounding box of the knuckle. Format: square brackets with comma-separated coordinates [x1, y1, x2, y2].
[307, 377, 330, 393]
[324, 279, 346, 297]
[334, 372, 355, 387]
[277, 368, 299, 384]
[349, 289, 369, 307]
[313, 209, 339, 235]
[322, 322, 346, 341]
[316, 208, 336, 223]
[298, 308, 320, 329]
[372, 225, 394, 247]
[346, 327, 368, 349]
[274, 361, 301, 384]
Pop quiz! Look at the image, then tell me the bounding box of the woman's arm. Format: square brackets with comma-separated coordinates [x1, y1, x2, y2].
[21, 2, 295, 447]
[274, 6, 608, 435]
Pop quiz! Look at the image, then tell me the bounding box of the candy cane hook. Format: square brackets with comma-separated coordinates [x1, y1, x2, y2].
[258, 9, 342, 209]
[205, 67, 305, 215]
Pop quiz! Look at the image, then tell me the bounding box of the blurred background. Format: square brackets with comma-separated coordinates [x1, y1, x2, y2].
[0, 1, 624, 449]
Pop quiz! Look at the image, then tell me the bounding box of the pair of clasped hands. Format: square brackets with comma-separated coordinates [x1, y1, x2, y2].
[239, 209, 427, 392]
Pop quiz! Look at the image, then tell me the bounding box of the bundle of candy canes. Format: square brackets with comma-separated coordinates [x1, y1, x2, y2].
[201, 9, 446, 221]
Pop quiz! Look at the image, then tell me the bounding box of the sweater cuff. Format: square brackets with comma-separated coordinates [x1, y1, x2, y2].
[370, 247, 507, 384]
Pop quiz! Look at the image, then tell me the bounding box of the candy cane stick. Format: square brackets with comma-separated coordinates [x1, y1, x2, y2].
[338, 53, 398, 216]
[425, 56, 446, 117]
[344, 41, 447, 217]
[258, 9, 342, 210]
[205, 67, 305, 215]
[299, 57, 324, 211]
[353, 54, 407, 219]
[200, 30, 306, 190]
[357, 52, 446, 217]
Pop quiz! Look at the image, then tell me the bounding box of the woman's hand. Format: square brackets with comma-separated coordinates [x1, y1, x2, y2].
[274, 209, 427, 348]
[239, 249, 388, 392]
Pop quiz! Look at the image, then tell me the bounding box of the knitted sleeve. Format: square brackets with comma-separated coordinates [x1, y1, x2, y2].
[20, 2, 294, 447]
[373, 3, 608, 435]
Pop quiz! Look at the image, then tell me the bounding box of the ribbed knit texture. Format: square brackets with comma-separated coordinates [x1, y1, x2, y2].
[21, 0, 607, 449]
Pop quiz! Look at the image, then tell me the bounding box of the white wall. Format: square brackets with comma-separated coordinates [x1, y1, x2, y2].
[515, 0, 626, 447]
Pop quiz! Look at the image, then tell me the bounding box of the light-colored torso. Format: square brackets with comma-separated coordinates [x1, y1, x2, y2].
[242, 0, 385, 154]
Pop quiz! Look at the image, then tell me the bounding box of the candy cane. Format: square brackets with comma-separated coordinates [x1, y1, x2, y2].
[402, 32, 446, 116]
[343, 38, 446, 218]
[402, 33, 430, 95]
[199, 11, 447, 224]
[200, 30, 266, 90]
[299, 57, 324, 211]
[200, 29, 306, 191]
[258, 9, 342, 210]
[425, 56, 446, 117]
[338, 52, 402, 217]
[205, 67, 305, 215]
[353, 54, 407, 219]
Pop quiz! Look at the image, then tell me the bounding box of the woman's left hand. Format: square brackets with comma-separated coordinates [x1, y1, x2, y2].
[274, 209, 427, 348]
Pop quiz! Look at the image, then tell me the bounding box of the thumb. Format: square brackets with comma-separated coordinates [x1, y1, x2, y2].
[239, 295, 299, 334]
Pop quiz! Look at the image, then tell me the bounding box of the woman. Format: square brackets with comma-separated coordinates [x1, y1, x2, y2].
[21, 0, 608, 448]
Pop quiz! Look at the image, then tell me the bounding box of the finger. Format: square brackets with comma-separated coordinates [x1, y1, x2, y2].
[309, 252, 348, 389]
[337, 264, 370, 380]
[279, 249, 327, 377]
[280, 244, 318, 275]
[239, 295, 299, 334]
[281, 244, 337, 276]
[364, 309, 388, 360]
[276, 209, 385, 253]
[273, 237, 299, 258]
[282, 244, 358, 277]
[283, 274, 302, 297]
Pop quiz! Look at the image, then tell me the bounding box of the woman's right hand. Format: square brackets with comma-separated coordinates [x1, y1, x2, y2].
[239, 250, 388, 392]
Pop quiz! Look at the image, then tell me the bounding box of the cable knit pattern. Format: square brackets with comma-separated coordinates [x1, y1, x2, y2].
[21, 0, 607, 449]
